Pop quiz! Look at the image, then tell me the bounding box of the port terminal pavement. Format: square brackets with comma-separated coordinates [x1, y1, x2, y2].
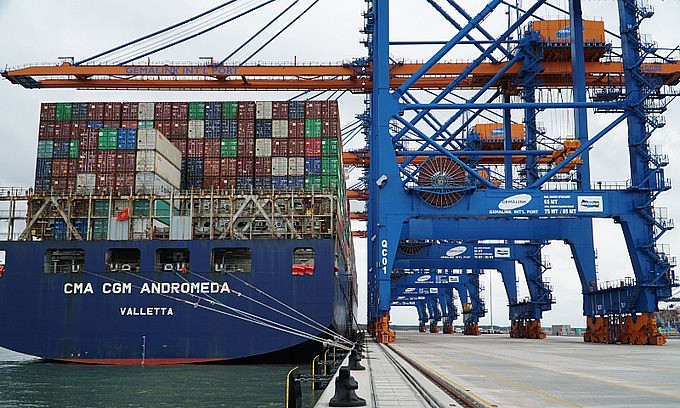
[315, 330, 680, 407]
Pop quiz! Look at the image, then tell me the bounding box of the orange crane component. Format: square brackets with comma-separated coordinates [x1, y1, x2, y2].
[349, 212, 368, 221]
[347, 190, 368, 200]
[3, 61, 679, 91]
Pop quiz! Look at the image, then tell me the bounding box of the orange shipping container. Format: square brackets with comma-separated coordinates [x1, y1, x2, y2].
[473, 123, 525, 140]
[529, 19, 605, 44]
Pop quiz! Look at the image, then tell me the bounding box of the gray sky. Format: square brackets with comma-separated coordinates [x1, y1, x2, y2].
[1, 0, 679, 327]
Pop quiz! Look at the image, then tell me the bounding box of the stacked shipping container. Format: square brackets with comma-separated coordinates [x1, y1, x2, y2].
[34, 101, 343, 195]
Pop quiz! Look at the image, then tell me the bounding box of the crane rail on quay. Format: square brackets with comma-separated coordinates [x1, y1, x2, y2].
[3, 0, 680, 349]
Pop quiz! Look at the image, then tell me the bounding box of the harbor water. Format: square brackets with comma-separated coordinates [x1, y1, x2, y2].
[0, 348, 321, 407]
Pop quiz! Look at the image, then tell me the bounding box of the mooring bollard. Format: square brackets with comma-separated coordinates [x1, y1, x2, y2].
[348, 349, 365, 371]
[329, 366, 366, 407]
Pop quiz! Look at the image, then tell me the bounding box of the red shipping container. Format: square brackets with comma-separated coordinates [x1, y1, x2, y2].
[204, 158, 221, 177]
[322, 119, 340, 138]
[170, 121, 189, 139]
[203, 176, 222, 189]
[288, 119, 305, 138]
[272, 139, 288, 156]
[171, 102, 189, 121]
[305, 139, 322, 157]
[121, 120, 138, 129]
[170, 139, 187, 156]
[238, 120, 255, 138]
[104, 103, 122, 121]
[222, 177, 237, 189]
[116, 151, 136, 172]
[188, 139, 205, 158]
[52, 159, 71, 177]
[288, 138, 305, 156]
[154, 120, 172, 137]
[88, 103, 105, 120]
[255, 157, 272, 176]
[238, 102, 256, 120]
[204, 139, 221, 158]
[272, 101, 289, 119]
[220, 158, 237, 177]
[40, 103, 56, 121]
[97, 151, 117, 173]
[96, 173, 116, 189]
[121, 102, 139, 120]
[38, 122, 56, 140]
[321, 100, 339, 119]
[237, 138, 255, 157]
[68, 158, 77, 176]
[114, 173, 135, 189]
[305, 101, 323, 118]
[237, 158, 254, 176]
[51, 177, 72, 193]
[71, 121, 88, 139]
[81, 129, 99, 150]
[155, 102, 173, 121]
[54, 122, 72, 139]
[77, 150, 98, 173]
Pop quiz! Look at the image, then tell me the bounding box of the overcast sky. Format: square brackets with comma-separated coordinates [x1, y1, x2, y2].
[1, 1, 679, 328]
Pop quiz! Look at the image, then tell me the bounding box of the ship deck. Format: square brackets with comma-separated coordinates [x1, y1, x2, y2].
[315, 330, 680, 407]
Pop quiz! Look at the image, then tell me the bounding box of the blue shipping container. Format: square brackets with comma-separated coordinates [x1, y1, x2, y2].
[221, 120, 238, 138]
[186, 158, 204, 177]
[205, 120, 221, 139]
[185, 176, 203, 189]
[237, 176, 253, 188]
[304, 158, 322, 176]
[272, 176, 288, 190]
[288, 101, 305, 119]
[35, 177, 51, 193]
[117, 129, 137, 150]
[87, 120, 104, 129]
[52, 139, 71, 158]
[205, 102, 222, 120]
[288, 176, 305, 189]
[36, 159, 52, 178]
[72, 103, 89, 120]
[255, 120, 273, 138]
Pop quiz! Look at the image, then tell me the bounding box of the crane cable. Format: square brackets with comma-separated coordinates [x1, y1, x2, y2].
[79, 268, 353, 350]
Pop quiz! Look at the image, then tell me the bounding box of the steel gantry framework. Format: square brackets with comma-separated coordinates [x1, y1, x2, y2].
[2, 0, 679, 345]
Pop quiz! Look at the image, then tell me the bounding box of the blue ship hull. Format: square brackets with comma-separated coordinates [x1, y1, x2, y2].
[0, 239, 355, 364]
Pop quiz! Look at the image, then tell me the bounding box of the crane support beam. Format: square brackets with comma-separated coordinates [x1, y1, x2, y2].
[3, 61, 679, 91]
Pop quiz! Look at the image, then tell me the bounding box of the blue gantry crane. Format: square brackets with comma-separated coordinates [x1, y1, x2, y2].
[364, 0, 678, 345]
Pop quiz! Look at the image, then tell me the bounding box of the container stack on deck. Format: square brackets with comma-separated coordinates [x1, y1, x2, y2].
[34, 100, 343, 196]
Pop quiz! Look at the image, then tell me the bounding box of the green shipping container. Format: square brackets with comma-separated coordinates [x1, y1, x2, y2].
[69, 139, 79, 159]
[55, 103, 72, 121]
[155, 200, 179, 225]
[321, 138, 339, 157]
[98, 129, 118, 150]
[138, 120, 155, 129]
[93, 200, 110, 216]
[321, 157, 339, 176]
[189, 102, 205, 120]
[133, 200, 150, 216]
[305, 119, 322, 138]
[222, 102, 238, 119]
[304, 176, 322, 192]
[220, 138, 238, 157]
[92, 218, 109, 240]
[37, 140, 54, 159]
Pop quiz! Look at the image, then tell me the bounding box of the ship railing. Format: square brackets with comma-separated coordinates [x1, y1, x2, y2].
[0, 187, 34, 199]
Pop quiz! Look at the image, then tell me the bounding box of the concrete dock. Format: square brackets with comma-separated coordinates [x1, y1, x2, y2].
[315, 331, 680, 407]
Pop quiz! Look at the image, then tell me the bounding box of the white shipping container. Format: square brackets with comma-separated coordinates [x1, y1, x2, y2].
[272, 119, 289, 138]
[134, 172, 178, 195]
[272, 157, 289, 176]
[188, 120, 205, 139]
[255, 139, 272, 157]
[76, 173, 96, 194]
[256, 101, 273, 119]
[288, 157, 305, 176]
[135, 151, 182, 187]
[136, 129, 182, 166]
[138, 102, 155, 120]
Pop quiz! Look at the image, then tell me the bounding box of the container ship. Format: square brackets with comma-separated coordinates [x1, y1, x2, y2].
[0, 100, 358, 365]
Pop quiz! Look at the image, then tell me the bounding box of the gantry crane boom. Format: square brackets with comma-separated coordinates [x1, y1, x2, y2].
[3, 60, 679, 91]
